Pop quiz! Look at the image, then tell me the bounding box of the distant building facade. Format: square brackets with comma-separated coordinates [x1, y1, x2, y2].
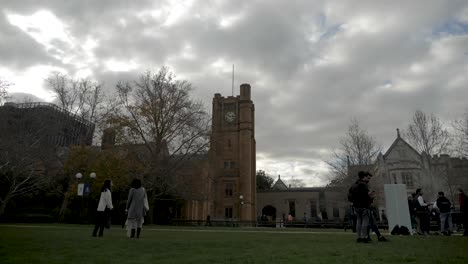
[0, 102, 95, 147]
[257, 179, 346, 223]
[96, 85, 257, 223]
[372, 129, 468, 210]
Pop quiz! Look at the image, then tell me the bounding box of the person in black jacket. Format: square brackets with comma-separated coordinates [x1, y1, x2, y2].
[348, 171, 373, 243]
[436, 192, 452, 235]
[458, 189, 468, 236]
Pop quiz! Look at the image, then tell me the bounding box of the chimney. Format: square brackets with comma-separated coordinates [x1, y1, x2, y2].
[101, 128, 116, 150]
[240, 83, 251, 100]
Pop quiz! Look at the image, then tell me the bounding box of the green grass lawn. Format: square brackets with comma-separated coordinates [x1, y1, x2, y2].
[0, 224, 467, 264]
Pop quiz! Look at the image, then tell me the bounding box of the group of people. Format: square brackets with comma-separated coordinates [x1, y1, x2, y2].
[348, 171, 388, 243]
[92, 178, 149, 238]
[409, 188, 468, 236]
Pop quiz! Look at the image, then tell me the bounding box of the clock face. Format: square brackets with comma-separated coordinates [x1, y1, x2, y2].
[225, 111, 236, 122]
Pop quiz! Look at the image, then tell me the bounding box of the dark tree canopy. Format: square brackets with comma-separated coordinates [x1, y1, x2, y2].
[256, 170, 274, 191]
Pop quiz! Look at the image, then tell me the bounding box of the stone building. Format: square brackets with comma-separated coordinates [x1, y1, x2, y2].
[96, 84, 257, 223]
[372, 129, 468, 210]
[257, 180, 346, 223]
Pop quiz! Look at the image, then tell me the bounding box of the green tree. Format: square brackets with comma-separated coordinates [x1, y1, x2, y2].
[256, 170, 274, 191]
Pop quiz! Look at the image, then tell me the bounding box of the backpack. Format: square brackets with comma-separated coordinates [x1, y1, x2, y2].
[348, 185, 356, 203]
[437, 197, 451, 213]
[412, 197, 423, 212]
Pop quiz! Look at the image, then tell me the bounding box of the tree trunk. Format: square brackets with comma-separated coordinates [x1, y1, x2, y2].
[0, 193, 12, 217]
[59, 178, 74, 222]
[147, 191, 155, 224]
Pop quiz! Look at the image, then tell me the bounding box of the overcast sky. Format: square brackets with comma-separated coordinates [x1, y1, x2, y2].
[1, 0, 468, 186]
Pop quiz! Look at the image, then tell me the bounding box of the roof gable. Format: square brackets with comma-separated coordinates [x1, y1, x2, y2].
[383, 134, 421, 160]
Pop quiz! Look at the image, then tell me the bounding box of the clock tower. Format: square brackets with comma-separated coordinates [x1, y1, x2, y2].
[210, 84, 256, 222]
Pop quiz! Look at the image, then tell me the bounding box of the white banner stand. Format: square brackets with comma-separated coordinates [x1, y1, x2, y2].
[384, 184, 413, 235]
[77, 183, 84, 196]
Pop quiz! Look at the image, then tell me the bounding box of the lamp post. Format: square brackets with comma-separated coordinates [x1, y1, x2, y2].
[239, 194, 244, 223]
[76, 172, 96, 223]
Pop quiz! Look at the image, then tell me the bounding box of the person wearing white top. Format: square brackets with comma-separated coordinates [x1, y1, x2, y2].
[415, 188, 431, 235]
[92, 180, 113, 237]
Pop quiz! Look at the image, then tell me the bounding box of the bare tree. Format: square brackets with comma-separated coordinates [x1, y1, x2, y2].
[46, 72, 115, 144]
[46, 72, 105, 121]
[287, 175, 306, 188]
[0, 78, 11, 105]
[0, 150, 48, 216]
[0, 108, 50, 216]
[452, 109, 468, 158]
[112, 67, 211, 222]
[325, 118, 382, 186]
[403, 110, 452, 156]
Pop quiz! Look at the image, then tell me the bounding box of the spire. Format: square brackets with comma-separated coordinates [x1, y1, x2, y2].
[396, 128, 400, 138]
[278, 174, 281, 180]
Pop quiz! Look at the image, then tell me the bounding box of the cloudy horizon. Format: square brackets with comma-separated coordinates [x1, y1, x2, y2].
[1, 0, 468, 186]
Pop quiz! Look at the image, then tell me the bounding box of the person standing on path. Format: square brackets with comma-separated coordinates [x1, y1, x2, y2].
[126, 178, 149, 239]
[92, 180, 113, 237]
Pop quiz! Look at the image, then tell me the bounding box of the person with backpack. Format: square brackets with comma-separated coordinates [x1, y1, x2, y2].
[436, 192, 452, 235]
[348, 171, 373, 243]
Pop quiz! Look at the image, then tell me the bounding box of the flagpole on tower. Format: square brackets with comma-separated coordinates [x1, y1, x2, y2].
[232, 64, 234, 96]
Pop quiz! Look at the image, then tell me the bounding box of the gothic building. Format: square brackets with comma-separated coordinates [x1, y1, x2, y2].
[372, 129, 468, 210]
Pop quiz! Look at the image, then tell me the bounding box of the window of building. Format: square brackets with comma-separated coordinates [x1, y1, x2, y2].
[224, 207, 233, 218]
[392, 173, 398, 184]
[333, 208, 340, 218]
[401, 172, 414, 188]
[288, 201, 296, 217]
[225, 183, 233, 197]
[310, 201, 317, 217]
[224, 161, 236, 169]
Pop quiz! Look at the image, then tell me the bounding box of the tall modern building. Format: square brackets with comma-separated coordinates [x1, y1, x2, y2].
[0, 102, 95, 148]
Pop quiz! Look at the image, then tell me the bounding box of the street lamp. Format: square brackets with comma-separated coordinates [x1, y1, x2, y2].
[76, 172, 96, 196]
[75, 172, 97, 224]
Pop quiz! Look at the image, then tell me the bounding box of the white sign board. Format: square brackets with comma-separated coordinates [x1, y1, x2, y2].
[384, 184, 413, 235]
[77, 183, 84, 196]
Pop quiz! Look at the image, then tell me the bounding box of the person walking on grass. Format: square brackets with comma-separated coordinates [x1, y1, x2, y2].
[126, 178, 149, 239]
[348, 171, 373, 243]
[92, 180, 113, 237]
